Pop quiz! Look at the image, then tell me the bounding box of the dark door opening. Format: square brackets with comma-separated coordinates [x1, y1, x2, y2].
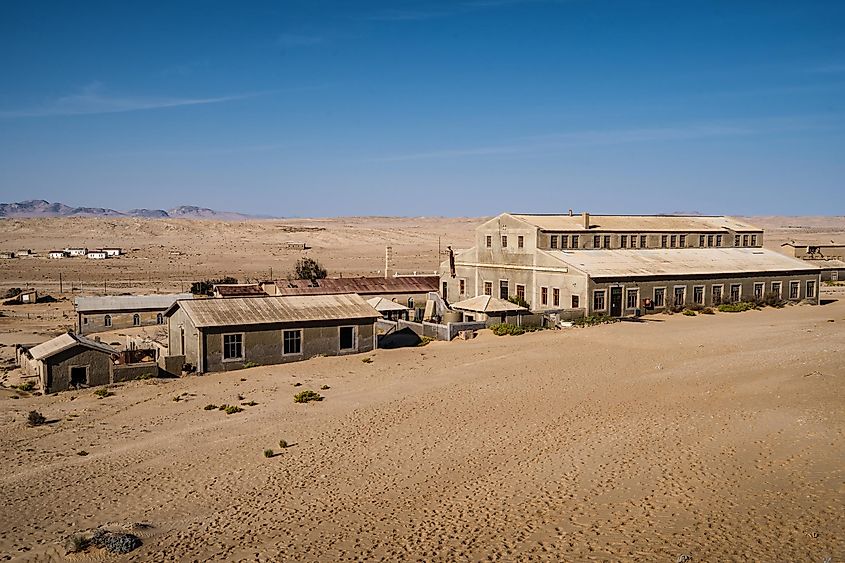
[339, 326, 355, 350]
[70, 366, 88, 387]
[610, 287, 623, 317]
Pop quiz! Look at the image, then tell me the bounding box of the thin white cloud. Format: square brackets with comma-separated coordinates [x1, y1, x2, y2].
[0, 82, 264, 119]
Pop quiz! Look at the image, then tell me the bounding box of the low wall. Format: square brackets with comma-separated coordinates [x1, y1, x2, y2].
[159, 354, 185, 377]
[112, 362, 159, 382]
[377, 319, 487, 341]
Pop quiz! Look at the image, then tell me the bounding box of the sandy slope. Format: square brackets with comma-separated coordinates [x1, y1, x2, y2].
[1, 291, 843, 561]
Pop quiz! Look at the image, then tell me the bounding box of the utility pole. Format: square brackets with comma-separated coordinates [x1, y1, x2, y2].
[59, 272, 63, 294]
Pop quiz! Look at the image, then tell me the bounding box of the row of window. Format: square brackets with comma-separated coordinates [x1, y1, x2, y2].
[479, 279, 579, 308]
[485, 235, 525, 249]
[221, 327, 357, 360]
[545, 232, 758, 249]
[90, 313, 163, 328]
[592, 280, 816, 311]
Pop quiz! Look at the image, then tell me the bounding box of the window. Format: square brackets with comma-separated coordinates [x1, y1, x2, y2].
[553, 288, 560, 307]
[640, 235, 647, 248]
[339, 326, 356, 350]
[603, 235, 610, 248]
[693, 286, 704, 305]
[754, 282, 764, 300]
[654, 287, 665, 308]
[560, 236, 568, 249]
[501, 235, 508, 248]
[707, 234, 714, 247]
[485, 235, 492, 248]
[133, 313, 140, 326]
[571, 235, 579, 248]
[742, 235, 749, 246]
[442, 281, 448, 298]
[541, 287, 548, 306]
[735, 235, 741, 247]
[156, 313, 163, 325]
[789, 281, 800, 300]
[283, 329, 302, 355]
[751, 234, 757, 246]
[571, 295, 580, 308]
[516, 284, 526, 302]
[661, 235, 668, 248]
[712, 285, 723, 305]
[550, 235, 558, 249]
[621, 235, 628, 248]
[593, 235, 601, 248]
[499, 280, 509, 300]
[630, 234, 637, 248]
[716, 234, 722, 247]
[518, 235, 524, 249]
[223, 333, 243, 360]
[83, 317, 88, 325]
[832, 271, 839, 282]
[484, 281, 492, 296]
[699, 235, 706, 247]
[730, 283, 741, 302]
[459, 279, 466, 295]
[593, 290, 606, 311]
[104, 315, 112, 327]
[626, 288, 639, 309]
[679, 234, 686, 248]
[674, 286, 686, 307]
[771, 282, 782, 298]
[806, 280, 816, 299]
[670, 235, 677, 248]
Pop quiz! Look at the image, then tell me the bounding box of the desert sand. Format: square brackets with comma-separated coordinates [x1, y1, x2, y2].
[0, 216, 843, 561]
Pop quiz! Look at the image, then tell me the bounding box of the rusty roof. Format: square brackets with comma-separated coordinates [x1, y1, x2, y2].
[213, 284, 266, 297]
[272, 276, 439, 296]
[169, 293, 380, 328]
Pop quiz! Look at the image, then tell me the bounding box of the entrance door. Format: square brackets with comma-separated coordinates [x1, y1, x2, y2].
[70, 366, 88, 387]
[610, 287, 623, 317]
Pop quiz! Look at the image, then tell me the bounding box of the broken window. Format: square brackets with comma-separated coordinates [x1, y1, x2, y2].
[283, 330, 302, 355]
[223, 333, 243, 360]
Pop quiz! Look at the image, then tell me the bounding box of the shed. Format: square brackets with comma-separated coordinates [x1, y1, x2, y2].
[14, 289, 38, 304]
[451, 295, 529, 325]
[367, 297, 411, 321]
[164, 293, 381, 373]
[23, 332, 117, 393]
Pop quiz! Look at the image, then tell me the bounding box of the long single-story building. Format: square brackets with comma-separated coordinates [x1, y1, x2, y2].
[19, 332, 117, 393]
[450, 295, 529, 325]
[164, 293, 381, 373]
[75, 293, 193, 335]
[781, 242, 845, 282]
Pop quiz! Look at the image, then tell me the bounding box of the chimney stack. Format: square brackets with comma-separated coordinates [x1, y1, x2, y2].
[583, 212, 590, 229]
[568, 209, 573, 216]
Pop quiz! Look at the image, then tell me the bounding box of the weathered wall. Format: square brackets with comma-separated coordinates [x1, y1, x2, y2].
[79, 309, 166, 335]
[200, 319, 376, 373]
[537, 229, 764, 250]
[167, 307, 200, 367]
[112, 363, 159, 382]
[45, 346, 112, 393]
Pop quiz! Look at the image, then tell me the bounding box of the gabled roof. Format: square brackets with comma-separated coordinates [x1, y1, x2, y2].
[75, 293, 193, 313]
[509, 214, 760, 232]
[213, 284, 266, 297]
[29, 332, 117, 360]
[550, 248, 820, 278]
[272, 276, 439, 296]
[367, 297, 410, 312]
[168, 293, 381, 328]
[451, 295, 528, 313]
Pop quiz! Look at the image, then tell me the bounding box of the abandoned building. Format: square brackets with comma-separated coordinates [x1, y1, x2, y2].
[65, 247, 88, 256]
[164, 293, 381, 373]
[441, 212, 821, 318]
[781, 242, 845, 282]
[367, 296, 411, 321]
[0, 251, 14, 259]
[212, 283, 266, 298]
[75, 293, 193, 335]
[103, 248, 122, 257]
[11, 289, 38, 304]
[450, 294, 529, 325]
[86, 250, 107, 260]
[48, 250, 68, 259]
[18, 332, 117, 393]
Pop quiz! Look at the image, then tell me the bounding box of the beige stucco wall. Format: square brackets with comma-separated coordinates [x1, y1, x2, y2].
[79, 309, 166, 335]
[44, 346, 113, 393]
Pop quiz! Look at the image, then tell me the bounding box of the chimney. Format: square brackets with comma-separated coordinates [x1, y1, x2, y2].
[568, 209, 573, 216]
[583, 212, 590, 229]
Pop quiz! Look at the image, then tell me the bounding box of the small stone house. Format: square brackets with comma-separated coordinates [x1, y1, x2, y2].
[20, 332, 117, 393]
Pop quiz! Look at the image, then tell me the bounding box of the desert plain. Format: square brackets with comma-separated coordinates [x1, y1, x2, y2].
[0, 215, 843, 561]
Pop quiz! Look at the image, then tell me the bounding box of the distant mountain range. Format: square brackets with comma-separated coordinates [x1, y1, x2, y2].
[0, 200, 259, 220]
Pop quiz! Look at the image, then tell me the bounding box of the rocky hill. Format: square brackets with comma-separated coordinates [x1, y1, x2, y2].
[0, 200, 257, 220]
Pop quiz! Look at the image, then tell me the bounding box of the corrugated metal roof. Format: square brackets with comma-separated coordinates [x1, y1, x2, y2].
[273, 276, 439, 296]
[451, 295, 527, 313]
[511, 214, 761, 232]
[213, 284, 266, 297]
[551, 248, 821, 278]
[367, 297, 410, 312]
[29, 332, 117, 360]
[75, 293, 193, 313]
[172, 293, 381, 328]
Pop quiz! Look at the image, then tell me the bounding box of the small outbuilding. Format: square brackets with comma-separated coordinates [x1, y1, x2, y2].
[48, 250, 68, 259]
[13, 289, 38, 304]
[86, 251, 107, 260]
[1, 251, 16, 259]
[103, 248, 122, 257]
[164, 293, 381, 373]
[366, 297, 411, 321]
[65, 247, 88, 257]
[20, 332, 117, 393]
[450, 295, 529, 325]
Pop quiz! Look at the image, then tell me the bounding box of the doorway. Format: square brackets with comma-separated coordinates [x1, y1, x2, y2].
[70, 366, 88, 387]
[610, 287, 623, 317]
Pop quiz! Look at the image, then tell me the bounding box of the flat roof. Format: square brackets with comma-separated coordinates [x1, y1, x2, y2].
[551, 248, 820, 278]
[75, 293, 193, 313]
[511, 214, 761, 232]
[169, 293, 381, 329]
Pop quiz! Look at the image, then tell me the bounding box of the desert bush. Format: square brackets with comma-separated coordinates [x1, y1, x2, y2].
[27, 410, 46, 426]
[89, 529, 141, 554]
[490, 323, 525, 336]
[64, 533, 89, 554]
[417, 336, 434, 347]
[242, 400, 258, 406]
[279, 439, 288, 448]
[15, 381, 35, 392]
[682, 309, 696, 316]
[361, 357, 373, 364]
[701, 307, 715, 315]
[572, 315, 618, 327]
[718, 301, 755, 313]
[293, 390, 323, 403]
[243, 361, 258, 369]
[763, 291, 785, 308]
[687, 302, 704, 312]
[3, 288, 22, 299]
[223, 405, 243, 414]
[93, 388, 113, 398]
[264, 448, 274, 458]
[320, 384, 330, 390]
[190, 276, 238, 296]
[507, 295, 530, 309]
[204, 404, 217, 410]
[293, 257, 327, 281]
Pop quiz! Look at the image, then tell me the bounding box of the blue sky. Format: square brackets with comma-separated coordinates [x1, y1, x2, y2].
[1, 0, 843, 216]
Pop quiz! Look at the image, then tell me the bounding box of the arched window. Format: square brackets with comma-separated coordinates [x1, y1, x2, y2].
[133, 314, 140, 326]
[156, 313, 163, 325]
[104, 315, 112, 327]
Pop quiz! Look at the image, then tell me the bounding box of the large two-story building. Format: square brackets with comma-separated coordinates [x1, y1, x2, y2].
[441, 212, 821, 318]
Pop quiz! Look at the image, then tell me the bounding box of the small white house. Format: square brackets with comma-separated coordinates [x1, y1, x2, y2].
[66, 247, 88, 257]
[86, 251, 107, 260]
[48, 250, 68, 259]
[103, 248, 122, 257]
[0, 252, 14, 259]
[16, 249, 32, 256]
